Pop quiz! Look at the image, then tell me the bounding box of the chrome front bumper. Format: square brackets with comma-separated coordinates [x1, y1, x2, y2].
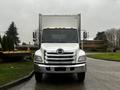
[34, 63, 86, 73]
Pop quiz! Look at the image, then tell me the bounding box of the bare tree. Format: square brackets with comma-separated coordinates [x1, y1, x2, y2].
[117, 29, 120, 48]
[105, 28, 120, 50]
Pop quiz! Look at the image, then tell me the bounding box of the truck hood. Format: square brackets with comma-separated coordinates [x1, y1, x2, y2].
[41, 43, 79, 52]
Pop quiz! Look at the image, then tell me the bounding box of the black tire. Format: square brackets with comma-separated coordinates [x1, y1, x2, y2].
[35, 72, 42, 82]
[77, 72, 85, 82]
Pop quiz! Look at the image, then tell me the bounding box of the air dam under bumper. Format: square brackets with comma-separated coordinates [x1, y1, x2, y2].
[34, 63, 86, 73]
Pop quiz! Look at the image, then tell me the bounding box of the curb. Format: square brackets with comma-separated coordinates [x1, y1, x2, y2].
[87, 57, 120, 62]
[0, 71, 34, 90]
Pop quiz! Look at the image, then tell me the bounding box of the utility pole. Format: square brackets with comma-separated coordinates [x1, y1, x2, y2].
[39, 14, 42, 48]
[78, 14, 81, 49]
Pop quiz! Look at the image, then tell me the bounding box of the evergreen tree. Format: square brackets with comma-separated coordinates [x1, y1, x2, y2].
[94, 31, 108, 51]
[0, 35, 1, 50]
[94, 31, 107, 41]
[0, 35, 1, 44]
[6, 22, 20, 50]
[1, 35, 9, 51]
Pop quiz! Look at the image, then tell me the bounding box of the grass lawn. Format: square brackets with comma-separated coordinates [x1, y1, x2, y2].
[0, 61, 33, 86]
[87, 52, 120, 61]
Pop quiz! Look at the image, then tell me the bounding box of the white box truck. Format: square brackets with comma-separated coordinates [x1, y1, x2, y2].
[33, 14, 87, 82]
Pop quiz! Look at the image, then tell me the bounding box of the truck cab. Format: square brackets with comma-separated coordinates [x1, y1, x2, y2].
[34, 14, 87, 82]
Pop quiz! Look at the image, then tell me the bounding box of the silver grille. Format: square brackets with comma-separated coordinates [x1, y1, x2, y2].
[44, 51, 75, 64]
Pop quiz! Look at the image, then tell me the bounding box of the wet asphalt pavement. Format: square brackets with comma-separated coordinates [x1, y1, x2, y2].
[9, 58, 120, 90]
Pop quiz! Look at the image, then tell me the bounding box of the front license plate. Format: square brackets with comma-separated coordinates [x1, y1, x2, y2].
[55, 67, 66, 71]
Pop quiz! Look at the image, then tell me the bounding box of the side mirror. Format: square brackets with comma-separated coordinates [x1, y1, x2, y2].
[83, 31, 88, 40]
[33, 32, 37, 42]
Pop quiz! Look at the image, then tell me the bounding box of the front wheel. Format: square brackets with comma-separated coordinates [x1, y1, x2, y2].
[35, 72, 42, 82]
[77, 72, 85, 82]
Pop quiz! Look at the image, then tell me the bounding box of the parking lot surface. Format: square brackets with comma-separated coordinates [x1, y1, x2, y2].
[9, 58, 120, 90]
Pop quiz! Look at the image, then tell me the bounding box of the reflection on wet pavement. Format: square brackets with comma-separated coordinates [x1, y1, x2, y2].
[35, 74, 86, 90]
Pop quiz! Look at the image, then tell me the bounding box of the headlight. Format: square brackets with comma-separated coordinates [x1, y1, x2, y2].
[78, 55, 86, 62]
[34, 55, 42, 63]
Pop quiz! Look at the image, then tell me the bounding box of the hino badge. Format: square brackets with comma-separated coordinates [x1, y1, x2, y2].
[33, 14, 87, 82]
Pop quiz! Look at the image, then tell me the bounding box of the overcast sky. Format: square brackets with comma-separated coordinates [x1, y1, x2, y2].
[0, 0, 120, 44]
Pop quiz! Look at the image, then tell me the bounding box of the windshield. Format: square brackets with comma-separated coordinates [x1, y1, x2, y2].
[42, 29, 78, 43]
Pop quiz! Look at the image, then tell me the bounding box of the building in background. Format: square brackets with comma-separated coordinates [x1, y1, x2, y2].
[83, 40, 107, 52]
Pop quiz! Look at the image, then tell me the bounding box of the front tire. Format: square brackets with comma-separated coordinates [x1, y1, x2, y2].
[77, 72, 85, 82]
[35, 72, 42, 82]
